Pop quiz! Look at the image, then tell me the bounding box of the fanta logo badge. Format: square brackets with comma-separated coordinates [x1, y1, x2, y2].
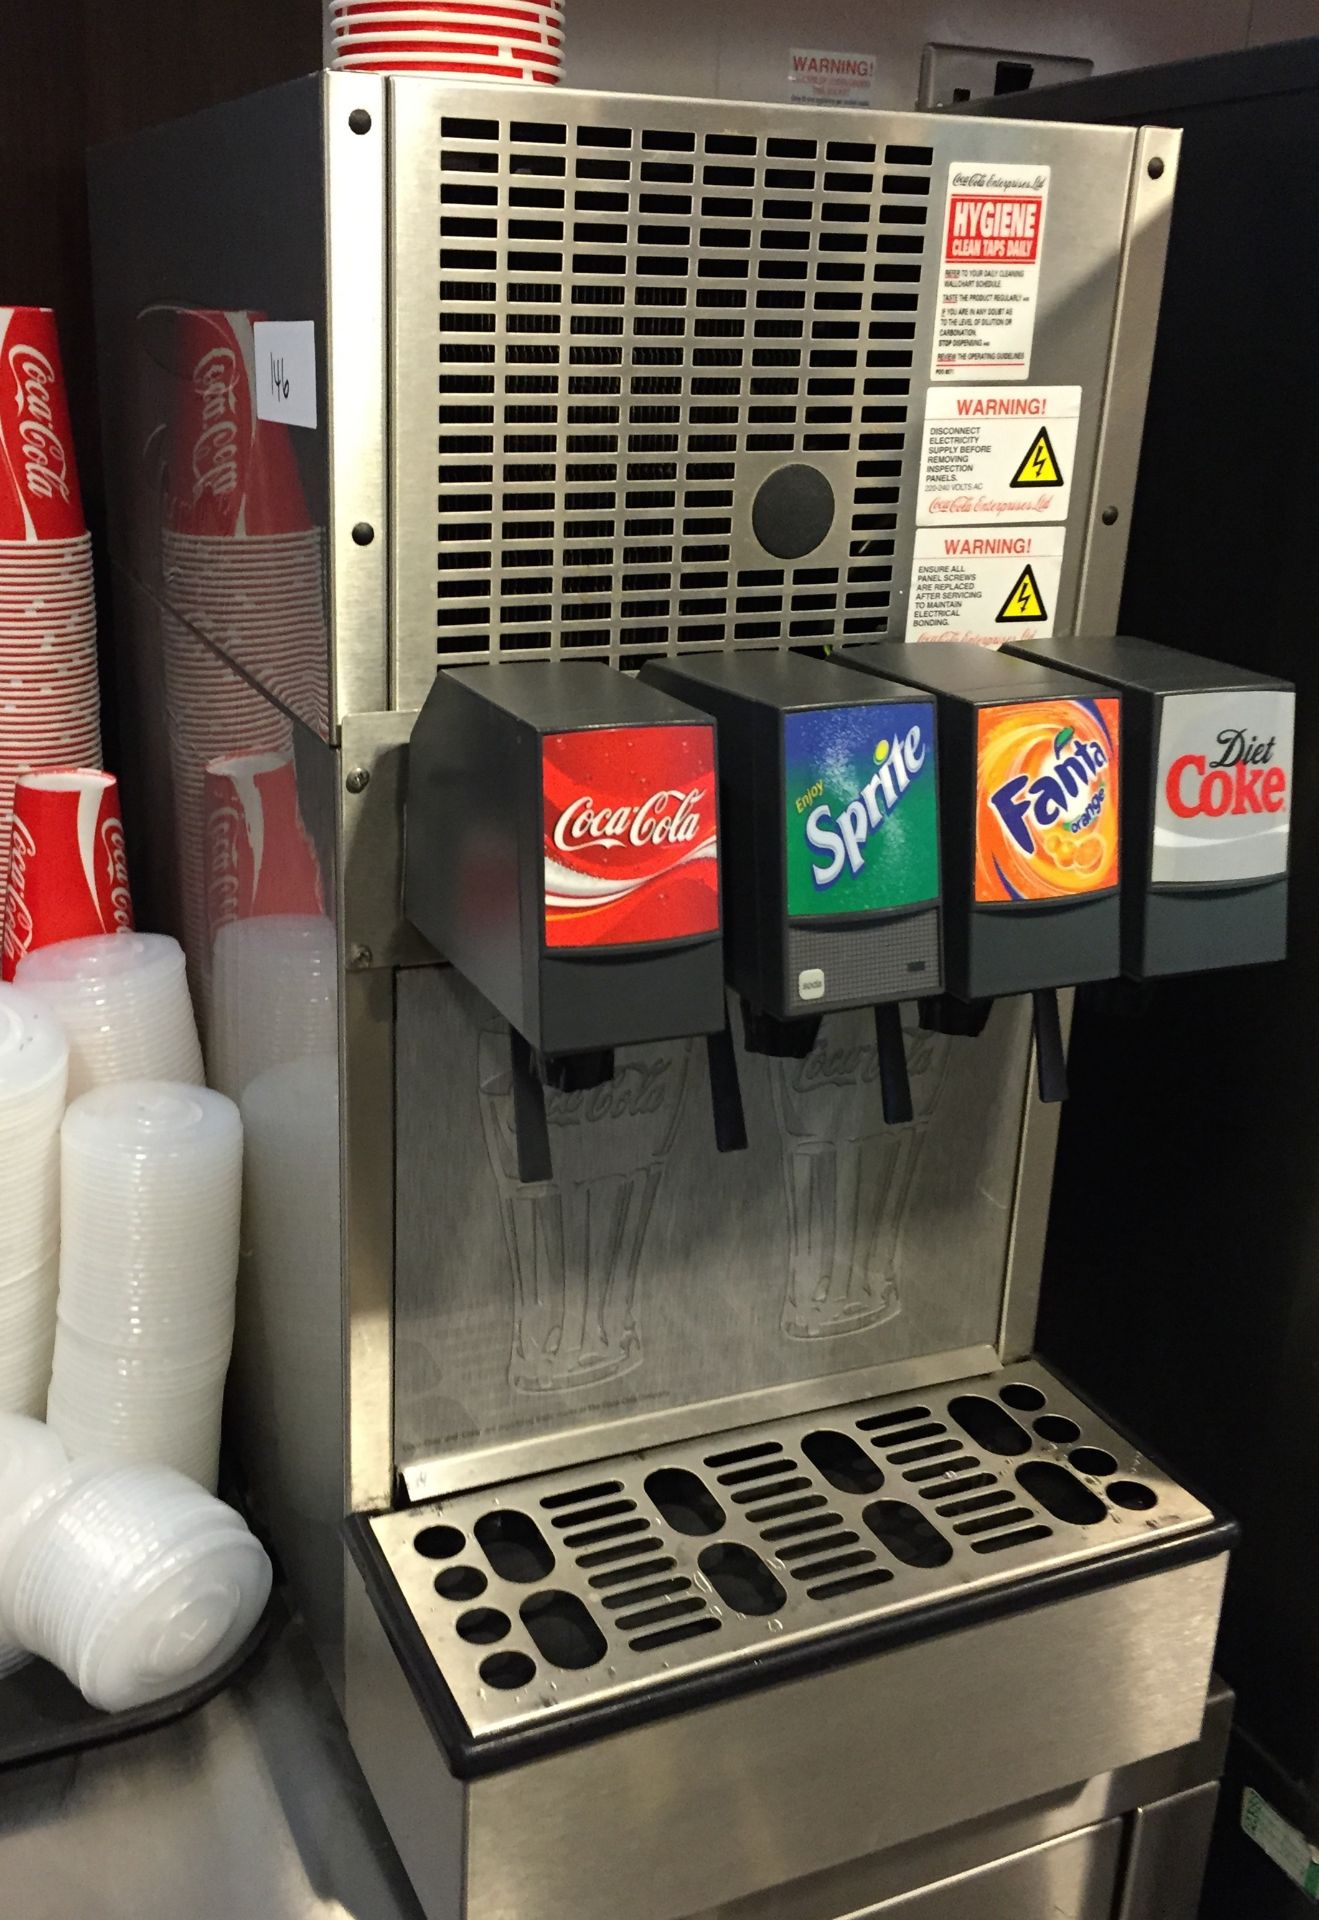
[989, 726, 1108, 856]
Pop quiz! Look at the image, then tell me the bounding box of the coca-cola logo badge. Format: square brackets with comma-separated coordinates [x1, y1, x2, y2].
[542, 725, 719, 949]
[1153, 688, 1294, 886]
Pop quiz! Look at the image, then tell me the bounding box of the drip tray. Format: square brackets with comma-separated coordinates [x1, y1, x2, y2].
[347, 1361, 1223, 1765]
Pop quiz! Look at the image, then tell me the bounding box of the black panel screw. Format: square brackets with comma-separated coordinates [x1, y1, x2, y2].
[352, 522, 375, 546]
[349, 109, 373, 135]
[1147, 156, 1165, 179]
[346, 767, 371, 794]
[1101, 506, 1120, 526]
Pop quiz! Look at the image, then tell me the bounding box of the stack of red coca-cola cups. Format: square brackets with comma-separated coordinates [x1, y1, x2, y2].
[325, 0, 565, 80]
[159, 308, 327, 739]
[0, 309, 101, 943]
[153, 308, 327, 982]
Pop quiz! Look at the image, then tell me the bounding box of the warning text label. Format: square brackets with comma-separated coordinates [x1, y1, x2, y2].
[908, 525, 1065, 646]
[932, 162, 1051, 383]
[917, 385, 1080, 523]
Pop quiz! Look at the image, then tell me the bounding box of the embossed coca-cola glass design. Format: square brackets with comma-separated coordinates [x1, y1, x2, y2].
[771, 1014, 950, 1340]
[477, 1028, 689, 1393]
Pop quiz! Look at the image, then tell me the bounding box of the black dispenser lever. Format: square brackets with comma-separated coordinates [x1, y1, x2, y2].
[1030, 988, 1068, 1105]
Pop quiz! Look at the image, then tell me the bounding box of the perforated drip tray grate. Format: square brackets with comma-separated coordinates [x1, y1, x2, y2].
[350, 1361, 1222, 1763]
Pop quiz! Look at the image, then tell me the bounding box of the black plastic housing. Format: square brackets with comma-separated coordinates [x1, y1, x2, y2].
[405, 663, 726, 1056]
[1002, 635, 1293, 977]
[836, 643, 1122, 1002]
[641, 651, 943, 1019]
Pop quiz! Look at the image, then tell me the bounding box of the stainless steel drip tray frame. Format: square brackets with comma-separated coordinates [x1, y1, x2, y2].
[345, 1359, 1233, 1777]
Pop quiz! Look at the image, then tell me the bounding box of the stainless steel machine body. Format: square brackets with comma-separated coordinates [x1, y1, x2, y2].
[89, 75, 1226, 1920]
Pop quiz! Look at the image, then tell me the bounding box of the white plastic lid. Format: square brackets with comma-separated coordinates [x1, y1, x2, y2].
[17, 933, 184, 988]
[62, 1081, 241, 1157]
[0, 987, 69, 1103]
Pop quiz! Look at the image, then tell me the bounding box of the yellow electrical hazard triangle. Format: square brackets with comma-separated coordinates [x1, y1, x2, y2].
[996, 564, 1048, 623]
[1009, 426, 1064, 489]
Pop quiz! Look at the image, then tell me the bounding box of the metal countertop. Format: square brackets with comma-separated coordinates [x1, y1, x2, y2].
[0, 1608, 422, 1920]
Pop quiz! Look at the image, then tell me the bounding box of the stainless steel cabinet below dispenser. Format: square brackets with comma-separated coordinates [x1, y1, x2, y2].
[89, 76, 1228, 1920]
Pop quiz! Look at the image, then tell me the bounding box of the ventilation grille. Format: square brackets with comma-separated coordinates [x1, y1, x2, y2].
[431, 112, 933, 665]
[367, 1362, 1213, 1743]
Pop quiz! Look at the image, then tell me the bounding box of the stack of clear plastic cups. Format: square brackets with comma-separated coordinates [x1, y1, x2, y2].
[0, 1459, 270, 1710]
[0, 1413, 68, 1676]
[16, 934, 203, 1100]
[208, 914, 337, 1104]
[239, 1055, 340, 1510]
[0, 987, 69, 1415]
[46, 1083, 243, 1492]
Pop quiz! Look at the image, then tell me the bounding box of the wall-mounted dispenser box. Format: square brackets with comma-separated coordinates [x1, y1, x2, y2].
[642, 651, 941, 1121]
[406, 663, 726, 1057]
[641, 652, 942, 1020]
[836, 643, 1122, 1002]
[1002, 635, 1293, 977]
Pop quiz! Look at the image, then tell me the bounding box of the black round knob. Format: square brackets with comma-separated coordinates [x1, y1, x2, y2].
[752, 464, 835, 561]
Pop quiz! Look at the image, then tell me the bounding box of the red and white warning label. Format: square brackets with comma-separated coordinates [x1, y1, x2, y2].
[917, 385, 1080, 523]
[931, 162, 1051, 383]
[788, 47, 876, 106]
[908, 525, 1065, 646]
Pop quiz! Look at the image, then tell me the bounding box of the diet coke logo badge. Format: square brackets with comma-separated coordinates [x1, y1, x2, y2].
[1153, 688, 1294, 887]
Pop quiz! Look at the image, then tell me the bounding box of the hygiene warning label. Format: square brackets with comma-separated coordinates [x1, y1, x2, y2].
[917, 386, 1080, 523]
[908, 526, 1065, 646]
[931, 162, 1051, 383]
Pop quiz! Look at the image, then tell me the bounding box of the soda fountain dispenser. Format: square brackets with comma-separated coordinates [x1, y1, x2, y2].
[640, 650, 941, 1121]
[90, 77, 1234, 1920]
[838, 642, 1121, 1100]
[1000, 634, 1294, 978]
[405, 661, 741, 1177]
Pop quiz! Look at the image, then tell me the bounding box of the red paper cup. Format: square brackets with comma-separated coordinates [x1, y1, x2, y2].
[331, 2, 562, 17]
[333, 29, 561, 52]
[2, 770, 133, 980]
[163, 309, 312, 539]
[203, 750, 325, 939]
[0, 309, 85, 543]
[332, 51, 556, 75]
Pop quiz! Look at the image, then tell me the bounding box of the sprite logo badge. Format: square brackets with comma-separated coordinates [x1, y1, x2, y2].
[784, 702, 940, 918]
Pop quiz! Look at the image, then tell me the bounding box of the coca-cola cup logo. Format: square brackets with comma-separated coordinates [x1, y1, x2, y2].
[190, 346, 242, 505]
[206, 798, 246, 932]
[99, 817, 134, 932]
[2, 816, 37, 970]
[8, 344, 70, 506]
